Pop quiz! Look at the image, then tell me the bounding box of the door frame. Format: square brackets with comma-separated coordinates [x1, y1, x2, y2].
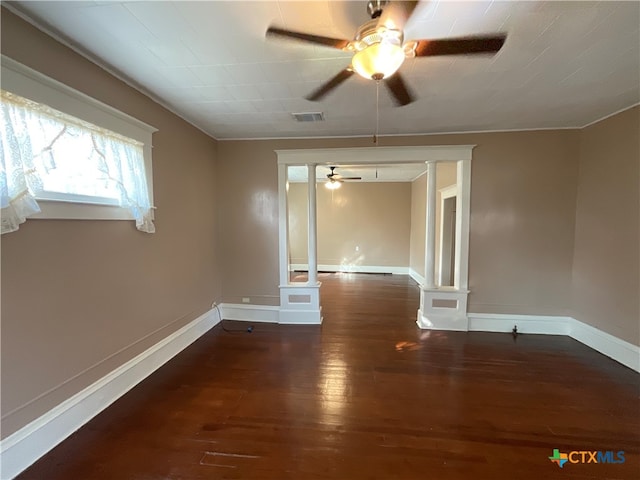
[275, 145, 474, 326]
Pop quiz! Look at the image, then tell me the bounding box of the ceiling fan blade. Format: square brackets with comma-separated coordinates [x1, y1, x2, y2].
[377, 1, 419, 31]
[266, 26, 350, 50]
[306, 69, 355, 101]
[339, 177, 362, 180]
[384, 72, 415, 106]
[414, 34, 507, 57]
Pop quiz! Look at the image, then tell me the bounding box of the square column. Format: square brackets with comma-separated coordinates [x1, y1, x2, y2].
[279, 284, 322, 324]
[417, 288, 469, 331]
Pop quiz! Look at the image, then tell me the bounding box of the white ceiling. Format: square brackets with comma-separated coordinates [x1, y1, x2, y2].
[7, 1, 640, 140]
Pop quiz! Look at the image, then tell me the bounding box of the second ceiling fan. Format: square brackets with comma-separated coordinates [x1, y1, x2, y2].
[325, 166, 361, 189]
[266, 0, 507, 106]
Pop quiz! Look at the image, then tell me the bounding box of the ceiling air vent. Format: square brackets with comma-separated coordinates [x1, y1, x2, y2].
[292, 112, 324, 122]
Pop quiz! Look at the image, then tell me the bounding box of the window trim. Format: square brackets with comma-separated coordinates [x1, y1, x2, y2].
[1, 55, 157, 221]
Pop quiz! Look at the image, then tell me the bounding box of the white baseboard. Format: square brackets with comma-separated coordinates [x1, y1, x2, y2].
[278, 307, 323, 325]
[290, 264, 409, 275]
[0, 309, 219, 480]
[468, 313, 571, 335]
[408, 268, 425, 286]
[219, 303, 322, 325]
[569, 318, 640, 372]
[417, 309, 468, 331]
[467, 313, 639, 372]
[219, 303, 279, 323]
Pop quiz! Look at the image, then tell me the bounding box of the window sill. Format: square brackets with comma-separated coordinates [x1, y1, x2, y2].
[31, 200, 134, 221]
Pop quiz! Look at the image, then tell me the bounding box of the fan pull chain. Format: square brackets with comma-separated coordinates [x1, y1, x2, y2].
[374, 80, 380, 145]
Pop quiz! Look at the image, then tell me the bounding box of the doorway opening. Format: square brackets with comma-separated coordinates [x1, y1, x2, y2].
[276, 146, 473, 327]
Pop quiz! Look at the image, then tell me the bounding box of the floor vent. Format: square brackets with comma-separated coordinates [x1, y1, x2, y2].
[292, 112, 324, 122]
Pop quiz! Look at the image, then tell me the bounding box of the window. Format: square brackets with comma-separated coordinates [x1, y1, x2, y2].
[0, 56, 156, 234]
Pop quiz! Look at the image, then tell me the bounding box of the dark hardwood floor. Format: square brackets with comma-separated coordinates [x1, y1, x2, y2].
[18, 273, 639, 479]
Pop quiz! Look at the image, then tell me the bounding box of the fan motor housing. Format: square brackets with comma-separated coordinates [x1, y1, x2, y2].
[353, 19, 403, 51]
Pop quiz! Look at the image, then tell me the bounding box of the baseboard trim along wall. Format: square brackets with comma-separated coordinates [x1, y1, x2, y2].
[290, 264, 409, 275]
[468, 313, 571, 335]
[219, 303, 325, 325]
[468, 313, 639, 372]
[408, 268, 425, 287]
[220, 303, 280, 323]
[0, 309, 220, 480]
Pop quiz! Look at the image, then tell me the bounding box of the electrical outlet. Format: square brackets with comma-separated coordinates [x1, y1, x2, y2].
[242, 297, 250, 304]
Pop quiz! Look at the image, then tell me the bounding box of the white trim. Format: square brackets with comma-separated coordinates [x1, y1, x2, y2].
[439, 184, 458, 199]
[278, 308, 323, 325]
[418, 289, 470, 331]
[409, 268, 425, 287]
[581, 102, 640, 129]
[307, 164, 318, 285]
[424, 161, 437, 288]
[278, 163, 290, 286]
[569, 318, 640, 372]
[467, 313, 640, 372]
[1, 56, 156, 222]
[219, 304, 280, 323]
[290, 264, 409, 275]
[455, 159, 471, 290]
[0, 309, 219, 480]
[468, 313, 571, 335]
[279, 283, 322, 325]
[275, 146, 475, 333]
[1, 56, 156, 140]
[219, 126, 583, 142]
[30, 201, 135, 221]
[276, 146, 475, 165]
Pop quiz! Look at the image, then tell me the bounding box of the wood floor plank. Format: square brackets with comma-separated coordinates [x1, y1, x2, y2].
[17, 273, 639, 479]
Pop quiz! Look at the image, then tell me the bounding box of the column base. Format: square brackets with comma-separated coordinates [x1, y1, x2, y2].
[416, 288, 469, 331]
[279, 283, 322, 325]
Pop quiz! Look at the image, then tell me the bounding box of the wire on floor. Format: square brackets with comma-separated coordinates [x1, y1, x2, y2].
[212, 304, 254, 334]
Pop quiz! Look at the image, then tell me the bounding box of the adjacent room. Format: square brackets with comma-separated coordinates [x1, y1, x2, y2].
[1, 1, 638, 479]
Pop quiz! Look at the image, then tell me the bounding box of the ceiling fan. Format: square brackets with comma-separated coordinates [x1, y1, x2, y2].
[325, 166, 361, 189]
[266, 0, 507, 106]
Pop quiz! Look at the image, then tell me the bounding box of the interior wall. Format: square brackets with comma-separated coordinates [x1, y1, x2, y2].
[1, 9, 220, 438]
[572, 106, 640, 346]
[409, 163, 458, 283]
[288, 182, 309, 265]
[288, 182, 411, 268]
[218, 130, 579, 315]
[434, 163, 457, 284]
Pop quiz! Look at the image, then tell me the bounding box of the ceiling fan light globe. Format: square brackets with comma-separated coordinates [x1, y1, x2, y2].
[325, 180, 341, 190]
[352, 42, 405, 80]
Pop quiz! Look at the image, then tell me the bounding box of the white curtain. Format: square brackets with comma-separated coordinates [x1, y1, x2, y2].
[0, 90, 155, 234]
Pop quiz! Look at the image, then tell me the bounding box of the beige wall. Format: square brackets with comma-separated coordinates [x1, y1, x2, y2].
[1, 10, 220, 438]
[217, 138, 378, 306]
[434, 163, 457, 284]
[218, 130, 580, 314]
[572, 106, 640, 345]
[288, 182, 411, 268]
[288, 182, 309, 265]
